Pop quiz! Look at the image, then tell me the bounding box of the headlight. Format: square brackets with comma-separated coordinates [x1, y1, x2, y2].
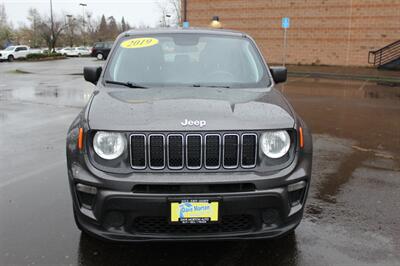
[93, 131, 126, 160]
[260, 130, 291, 158]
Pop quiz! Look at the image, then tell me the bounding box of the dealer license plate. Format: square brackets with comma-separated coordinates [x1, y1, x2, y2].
[170, 199, 219, 224]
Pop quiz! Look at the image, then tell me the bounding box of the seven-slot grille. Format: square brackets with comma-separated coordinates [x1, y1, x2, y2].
[130, 133, 257, 170]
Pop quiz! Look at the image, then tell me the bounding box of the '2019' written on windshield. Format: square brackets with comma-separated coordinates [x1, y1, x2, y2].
[120, 38, 159, 49]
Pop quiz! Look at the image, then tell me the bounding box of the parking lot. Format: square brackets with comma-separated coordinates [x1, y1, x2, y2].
[0, 58, 399, 266]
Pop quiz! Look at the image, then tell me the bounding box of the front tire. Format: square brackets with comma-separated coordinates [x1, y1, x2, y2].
[8, 55, 14, 62]
[96, 53, 104, 60]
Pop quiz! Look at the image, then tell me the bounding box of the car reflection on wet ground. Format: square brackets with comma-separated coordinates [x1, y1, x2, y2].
[0, 58, 399, 266]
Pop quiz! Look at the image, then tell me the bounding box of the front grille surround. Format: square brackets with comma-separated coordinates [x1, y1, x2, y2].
[186, 134, 203, 170]
[222, 134, 240, 169]
[167, 134, 184, 170]
[204, 134, 221, 169]
[129, 134, 147, 170]
[148, 134, 166, 170]
[129, 131, 266, 171]
[241, 133, 258, 168]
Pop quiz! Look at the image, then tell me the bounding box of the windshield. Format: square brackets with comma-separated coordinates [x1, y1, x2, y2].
[105, 33, 270, 88]
[5, 46, 15, 51]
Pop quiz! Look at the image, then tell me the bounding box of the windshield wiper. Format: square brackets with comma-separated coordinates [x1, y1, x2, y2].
[192, 84, 230, 88]
[105, 80, 148, 89]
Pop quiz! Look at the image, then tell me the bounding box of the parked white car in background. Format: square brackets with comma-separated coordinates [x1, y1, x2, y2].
[75, 47, 91, 56]
[0, 45, 30, 62]
[60, 47, 91, 57]
[28, 48, 42, 54]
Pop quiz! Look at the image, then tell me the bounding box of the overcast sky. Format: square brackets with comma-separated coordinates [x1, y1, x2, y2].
[2, 0, 164, 28]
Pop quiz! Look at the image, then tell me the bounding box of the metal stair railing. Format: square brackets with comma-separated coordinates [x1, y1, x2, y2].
[368, 40, 400, 67]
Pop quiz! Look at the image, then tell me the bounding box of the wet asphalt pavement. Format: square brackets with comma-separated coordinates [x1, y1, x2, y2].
[0, 58, 399, 266]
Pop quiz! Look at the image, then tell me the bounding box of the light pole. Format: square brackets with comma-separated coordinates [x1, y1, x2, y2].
[87, 13, 92, 34]
[79, 3, 87, 46]
[183, 0, 187, 23]
[49, 0, 54, 51]
[66, 14, 74, 47]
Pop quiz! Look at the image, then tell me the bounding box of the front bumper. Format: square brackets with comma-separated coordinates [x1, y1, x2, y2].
[68, 153, 312, 242]
[0, 54, 9, 60]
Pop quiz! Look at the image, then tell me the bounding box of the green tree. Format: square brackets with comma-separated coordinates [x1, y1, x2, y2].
[38, 15, 66, 52]
[157, 0, 182, 27]
[65, 15, 78, 47]
[107, 16, 118, 38]
[27, 8, 42, 47]
[97, 15, 108, 41]
[0, 3, 13, 48]
[121, 16, 127, 32]
[125, 21, 131, 30]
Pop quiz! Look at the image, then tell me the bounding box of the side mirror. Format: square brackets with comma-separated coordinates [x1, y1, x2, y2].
[270, 66, 287, 84]
[83, 66, 102, 85]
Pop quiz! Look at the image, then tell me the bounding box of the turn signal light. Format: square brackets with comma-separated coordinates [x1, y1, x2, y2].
[78, 128, 84, 150]
[299, 127, 304, 149]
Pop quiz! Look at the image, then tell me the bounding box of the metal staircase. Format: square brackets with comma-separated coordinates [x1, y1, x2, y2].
[369, 40, 400, 70]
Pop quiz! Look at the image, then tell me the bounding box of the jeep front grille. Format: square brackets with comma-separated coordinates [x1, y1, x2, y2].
[148, 135, 165, 169]
[130, 133, 257, 170]
[167, 134, 184, 169]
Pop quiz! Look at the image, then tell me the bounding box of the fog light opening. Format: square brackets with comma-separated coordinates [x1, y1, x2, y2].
[262, 209, 280, 226]
[104, 211, 125, 228]
[288, 181, 306, 207]
[76, 183, 97, 210]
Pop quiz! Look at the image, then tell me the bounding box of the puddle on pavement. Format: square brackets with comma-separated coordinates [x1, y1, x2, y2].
[315, 150, 370, 203]
[71, 217, 399, 266]
[282, 77, 400, 155]
[35, 85, 60, 98]
[282, 77, 400, 228]
[6, 69, 33, 75]
[283, 77, 400, 100]
[0, 82, 93, 107]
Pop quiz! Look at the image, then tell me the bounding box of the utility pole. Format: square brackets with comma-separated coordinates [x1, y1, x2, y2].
[281, 17, 290, 66]
[79, 3, 87, 46]
[283, 27, 287, 66]
[33, 13, 37, 47]
[183, 0, 187, 22]
[50, 0, 54, 51]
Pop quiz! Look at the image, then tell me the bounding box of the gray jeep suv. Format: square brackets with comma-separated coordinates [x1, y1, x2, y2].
[66, 28, 312, 242]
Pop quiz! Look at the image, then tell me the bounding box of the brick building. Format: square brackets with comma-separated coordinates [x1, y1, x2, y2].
[183, 0, 400, 66]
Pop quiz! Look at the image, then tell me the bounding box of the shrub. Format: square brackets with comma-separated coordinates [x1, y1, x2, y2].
[26, 53, 63, 60]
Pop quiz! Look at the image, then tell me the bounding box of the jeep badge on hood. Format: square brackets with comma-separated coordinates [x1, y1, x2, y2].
[181, 119, 207, 128]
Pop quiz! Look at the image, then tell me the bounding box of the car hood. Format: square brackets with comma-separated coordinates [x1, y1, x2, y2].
[88, 87, 295, 131]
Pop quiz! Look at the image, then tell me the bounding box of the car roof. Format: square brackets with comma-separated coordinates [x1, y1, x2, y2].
[94, 41, 113, 44]
[121, 27, 246, 38]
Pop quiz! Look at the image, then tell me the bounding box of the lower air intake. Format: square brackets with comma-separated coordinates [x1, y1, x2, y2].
[132, 215, 254, 235]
